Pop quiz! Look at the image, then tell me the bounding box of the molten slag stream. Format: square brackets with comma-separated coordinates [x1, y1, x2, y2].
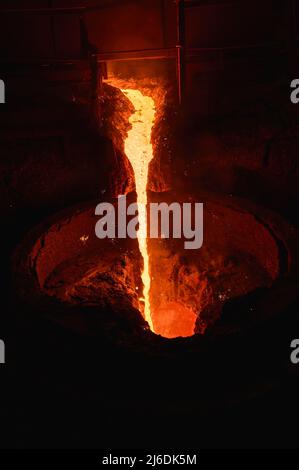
[121, 88, 156, 332]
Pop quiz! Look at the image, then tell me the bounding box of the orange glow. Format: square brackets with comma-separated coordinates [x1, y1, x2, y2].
[152, 302, 197, 338]
[106, 79, 197, 338]
[121, 88, 155, 331]
[107, 81, 155, 331]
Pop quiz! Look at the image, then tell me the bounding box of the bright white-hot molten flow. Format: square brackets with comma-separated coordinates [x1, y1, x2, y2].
[121, 88, 155, 332]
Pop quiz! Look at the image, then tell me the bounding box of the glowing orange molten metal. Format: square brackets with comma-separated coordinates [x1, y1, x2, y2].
[106, 80, 197, 339]
[120, 88, 155, 331]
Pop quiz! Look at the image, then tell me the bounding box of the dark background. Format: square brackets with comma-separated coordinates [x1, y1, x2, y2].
[1, 0, 299, 449]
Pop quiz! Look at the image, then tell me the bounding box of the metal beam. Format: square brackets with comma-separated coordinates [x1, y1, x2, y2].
[0, 0, 141, 15]
[96, 48, 177, 62]
[176, 0, 185, 104]
[184, 0, 245, 7]
[0, 7, 85, 15]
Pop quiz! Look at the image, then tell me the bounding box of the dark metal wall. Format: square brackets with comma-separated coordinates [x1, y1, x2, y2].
[0, 1, 291, 60]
